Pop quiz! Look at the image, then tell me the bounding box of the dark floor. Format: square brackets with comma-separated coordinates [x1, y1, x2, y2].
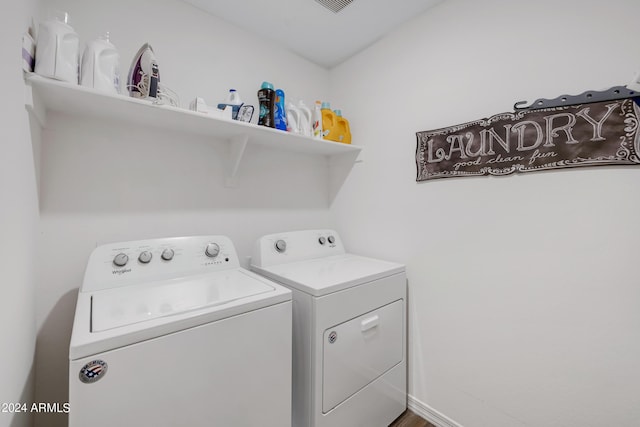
[389, 409, 436, 427]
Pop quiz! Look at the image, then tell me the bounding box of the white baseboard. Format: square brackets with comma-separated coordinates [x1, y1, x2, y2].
[407, 394, 464, 427]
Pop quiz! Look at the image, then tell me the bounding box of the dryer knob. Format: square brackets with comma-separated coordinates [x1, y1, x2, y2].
[318, 237, 326, 245]
[205, 243, 220, 258]
[138, 251, 152, 264]
[113, 253, 129, 267]
[161, 248, 175, 261]
[327, 235, 336, 244]
[275, 239, 287, 253]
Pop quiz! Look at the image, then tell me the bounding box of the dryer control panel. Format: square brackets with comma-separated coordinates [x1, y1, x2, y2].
[82, 235, 240, 292]
[252, 229, 346, 268]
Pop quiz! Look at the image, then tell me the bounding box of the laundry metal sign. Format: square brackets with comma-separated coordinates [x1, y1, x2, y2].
[416, 99, 640, 181]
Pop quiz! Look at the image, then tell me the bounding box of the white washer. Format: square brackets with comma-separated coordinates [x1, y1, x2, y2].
[251, 229, 406, 427]
[69, 235, 292, 427]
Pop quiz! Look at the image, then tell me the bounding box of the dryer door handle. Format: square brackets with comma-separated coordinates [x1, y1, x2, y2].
[360, 315, 379, 332]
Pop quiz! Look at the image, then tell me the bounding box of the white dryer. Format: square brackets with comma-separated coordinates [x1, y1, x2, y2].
[69, 235, 292, 427]
[251, 229, 406, 427]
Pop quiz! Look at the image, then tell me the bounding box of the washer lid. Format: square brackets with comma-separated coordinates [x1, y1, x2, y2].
[251, 254, 405, 297]
[70, 268, 291, 360]
[91, 269, 275, 332]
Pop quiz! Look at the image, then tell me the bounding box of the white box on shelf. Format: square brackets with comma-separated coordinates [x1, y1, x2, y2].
[189, 97, 233, 120]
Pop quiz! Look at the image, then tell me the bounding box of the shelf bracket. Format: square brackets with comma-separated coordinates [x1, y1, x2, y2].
[224, 134, 249, 188]
[24, 78, 46, 126]
[328, 150, 362, 203]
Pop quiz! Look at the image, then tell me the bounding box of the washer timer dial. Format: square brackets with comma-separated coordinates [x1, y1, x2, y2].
[275, 240, 287, 253]
[161, 248, 175, 261]
[113, 253, 129, 267]
[138, 251, 152, 264]
[205, 243, 220, 258]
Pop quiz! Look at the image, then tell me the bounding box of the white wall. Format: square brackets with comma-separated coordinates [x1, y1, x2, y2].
[33, 1, 334, 426]
[0, 1, 39, 427]
[330, 0, 640, 426]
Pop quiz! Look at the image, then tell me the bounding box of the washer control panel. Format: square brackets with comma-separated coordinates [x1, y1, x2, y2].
[252, 229, 346, 267]
[83, 235, 240, 292]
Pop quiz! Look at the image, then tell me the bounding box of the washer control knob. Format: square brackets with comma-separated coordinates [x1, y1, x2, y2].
[113, 253, 129, 267]
[327, 235, 336, 244]
[318, 237, 326, 245]
[205, 243, 220, 258]
[161, 248, 175, 261]
[275, 239, 287, 253]
[138, 251, 152, 264]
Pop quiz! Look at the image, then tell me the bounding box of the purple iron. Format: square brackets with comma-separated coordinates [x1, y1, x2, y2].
[127, 43, 159, 100]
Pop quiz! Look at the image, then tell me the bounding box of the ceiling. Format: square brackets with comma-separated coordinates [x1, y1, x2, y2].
[180, 0, 443, 68]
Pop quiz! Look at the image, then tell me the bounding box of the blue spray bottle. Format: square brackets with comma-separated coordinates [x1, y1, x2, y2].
[274, 88, 288, 131]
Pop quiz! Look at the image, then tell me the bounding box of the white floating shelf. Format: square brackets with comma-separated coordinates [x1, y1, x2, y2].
[24, 74, 361, 189]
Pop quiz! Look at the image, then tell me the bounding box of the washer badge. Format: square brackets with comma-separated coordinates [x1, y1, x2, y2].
[79, 359, 108, 384]
[328, 331, 338, 344]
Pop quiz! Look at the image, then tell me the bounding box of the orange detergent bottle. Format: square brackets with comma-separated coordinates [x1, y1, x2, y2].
[333, 109, 351, 144]
[321, 102, 338, 141]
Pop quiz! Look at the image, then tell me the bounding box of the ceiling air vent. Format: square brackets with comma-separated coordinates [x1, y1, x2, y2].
[314, 0, 354, 13]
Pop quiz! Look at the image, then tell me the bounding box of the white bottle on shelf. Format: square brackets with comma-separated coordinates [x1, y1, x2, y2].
[80, 32, 120, 94]
[34, 11, 79, 83]
[298, 100, 312, 137]
[312, 100, 323, 139]
[218, 89, 244, 120]
[286, 102, 300, 133]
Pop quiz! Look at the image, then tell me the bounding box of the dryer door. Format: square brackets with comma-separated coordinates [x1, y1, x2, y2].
[322, 299, 403, 412]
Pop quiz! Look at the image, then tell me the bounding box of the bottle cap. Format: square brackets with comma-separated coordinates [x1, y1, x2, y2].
[321, 102, 331, 109]
[334, 109, 342, 116]
[261, 81, 274, 90]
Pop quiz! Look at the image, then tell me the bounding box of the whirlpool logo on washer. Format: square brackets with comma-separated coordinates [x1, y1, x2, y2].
[328, 331, 338, 344]
[79, 360, 108, 384]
